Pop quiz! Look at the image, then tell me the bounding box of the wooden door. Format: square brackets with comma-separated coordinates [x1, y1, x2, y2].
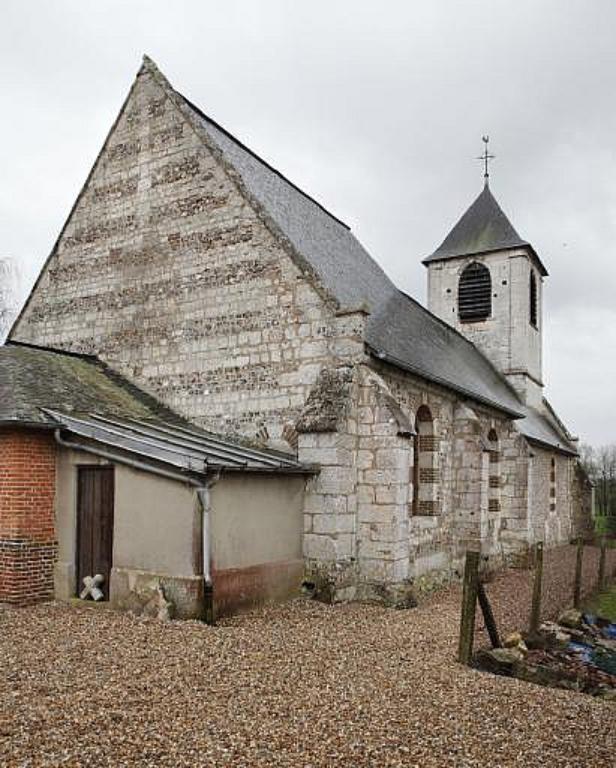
[76, 466, 114, 599]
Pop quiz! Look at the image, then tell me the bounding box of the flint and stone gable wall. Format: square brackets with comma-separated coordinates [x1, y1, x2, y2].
[11, 67, 363, 446]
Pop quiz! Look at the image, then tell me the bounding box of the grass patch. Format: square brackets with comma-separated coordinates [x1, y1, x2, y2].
[583, 584, 616, 621]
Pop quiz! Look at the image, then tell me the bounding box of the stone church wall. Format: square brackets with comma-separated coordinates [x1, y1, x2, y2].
[528, 447, 574, 546]
[298, 360, 541, 604]
[11, 65, 363, 447]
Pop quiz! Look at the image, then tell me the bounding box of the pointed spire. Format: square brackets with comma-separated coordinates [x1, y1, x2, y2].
[423, 184, 548, 276]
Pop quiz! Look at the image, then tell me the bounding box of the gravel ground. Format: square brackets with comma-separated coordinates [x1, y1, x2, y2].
[1, 547, 615, 768]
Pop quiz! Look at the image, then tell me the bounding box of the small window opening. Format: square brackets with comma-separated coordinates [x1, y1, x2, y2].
[458, 262, 491, 322]
[411, 405, 439, 515]
[487, 429, 500, 514]
[530, 270, 538, 328]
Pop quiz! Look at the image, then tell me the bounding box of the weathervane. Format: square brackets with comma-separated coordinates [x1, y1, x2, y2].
[477, 135, 495, 185]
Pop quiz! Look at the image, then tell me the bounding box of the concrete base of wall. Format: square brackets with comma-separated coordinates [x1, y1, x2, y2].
[213, 559, 304, 616]
[54, 560, 75, 601]
[110, 567, 204, 620]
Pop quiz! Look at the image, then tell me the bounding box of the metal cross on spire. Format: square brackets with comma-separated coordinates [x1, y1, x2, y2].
[477, 135, 495, 185]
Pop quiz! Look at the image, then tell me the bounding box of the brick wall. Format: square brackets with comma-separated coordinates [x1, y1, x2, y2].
[0, 429, 57, 604]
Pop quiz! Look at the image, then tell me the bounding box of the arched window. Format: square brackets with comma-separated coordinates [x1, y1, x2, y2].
[549, 457, 556, 512]
[412, 405, 439, 515]
[488, 429, 500, 512]
[529, 270, 538, 327]
[458, 262, 491, 322]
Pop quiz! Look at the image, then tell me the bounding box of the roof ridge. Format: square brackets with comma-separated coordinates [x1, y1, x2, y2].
[178, 93, 351, 231]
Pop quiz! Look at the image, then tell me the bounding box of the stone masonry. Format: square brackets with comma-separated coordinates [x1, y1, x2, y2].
[10, 57, 592, 604]
[13, 61, 364, 447]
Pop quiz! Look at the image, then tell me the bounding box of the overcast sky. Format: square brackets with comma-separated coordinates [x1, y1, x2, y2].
[1, 1, 615, 445]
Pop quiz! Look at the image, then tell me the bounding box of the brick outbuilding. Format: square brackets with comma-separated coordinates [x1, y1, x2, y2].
[0, 342, 313, 617]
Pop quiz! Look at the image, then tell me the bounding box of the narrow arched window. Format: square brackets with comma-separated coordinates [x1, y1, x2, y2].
[550, 457, 556, 512]
[529, 270, 538, 327]
[488, 429, 500, 513]
[458, 262, 491, 322]
[412, 405, 439, 515]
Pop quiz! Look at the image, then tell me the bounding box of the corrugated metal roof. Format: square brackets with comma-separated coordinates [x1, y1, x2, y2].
[44, 410, 312, 474]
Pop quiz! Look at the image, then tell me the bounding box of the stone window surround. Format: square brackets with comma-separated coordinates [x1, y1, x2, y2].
[411, 404, 440, 516]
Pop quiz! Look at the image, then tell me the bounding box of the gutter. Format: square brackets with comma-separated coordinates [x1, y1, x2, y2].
[53, 429, 220, 625]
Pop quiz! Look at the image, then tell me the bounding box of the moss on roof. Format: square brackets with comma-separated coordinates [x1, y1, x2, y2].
[0, 342, 185, 427]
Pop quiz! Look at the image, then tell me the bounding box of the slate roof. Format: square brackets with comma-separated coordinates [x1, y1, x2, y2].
[0, 342, 183, 427]
[517, 403, 577, 456]
[183, 98, 523, 418]
[423, 184, 548, 276]
[178, 88, 578, 451]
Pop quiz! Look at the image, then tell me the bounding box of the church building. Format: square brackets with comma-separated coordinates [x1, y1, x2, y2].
[2, 57, 591, 612]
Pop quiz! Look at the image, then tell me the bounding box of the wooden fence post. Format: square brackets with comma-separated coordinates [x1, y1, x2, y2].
[477, 582, 501, 648]
[458, 550, 480, 665]
[573, 537, 584, 609]
[598, 536, 607, 591]
[529, 541, 544, 636]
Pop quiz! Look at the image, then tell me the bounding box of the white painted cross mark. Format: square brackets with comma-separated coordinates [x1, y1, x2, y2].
[80, 574, 105, 601]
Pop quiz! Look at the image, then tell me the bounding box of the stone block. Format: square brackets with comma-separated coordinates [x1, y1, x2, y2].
[303, 534, 337, 561]
[315, 466, 356, 496]
[312, 514, 355, 535]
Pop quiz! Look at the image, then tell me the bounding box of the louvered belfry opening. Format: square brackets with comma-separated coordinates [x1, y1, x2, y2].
[458, 262, 491, 322]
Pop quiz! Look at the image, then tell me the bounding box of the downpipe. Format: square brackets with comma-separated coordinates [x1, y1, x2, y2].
[196, 474, 220, 626]
[54, 429, 221, 625]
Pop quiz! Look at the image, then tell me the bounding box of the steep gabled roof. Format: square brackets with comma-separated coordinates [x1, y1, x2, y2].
[9, 57, 572, 449]
[174, 82, 523, 417]
[423, 184, 548, 276]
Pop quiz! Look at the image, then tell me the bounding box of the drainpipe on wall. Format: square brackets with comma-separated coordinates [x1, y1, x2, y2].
[196, 472, 220, 626]
[53, 429, 222, 625]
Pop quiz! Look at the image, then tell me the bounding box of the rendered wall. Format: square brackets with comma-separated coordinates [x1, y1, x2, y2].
[55, 447, 306, 616]
[210, 474, 306, 614]
[54, 448, 199, 610]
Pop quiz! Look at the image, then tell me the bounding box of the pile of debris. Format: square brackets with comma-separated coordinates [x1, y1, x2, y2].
[474, 609, 616, 701]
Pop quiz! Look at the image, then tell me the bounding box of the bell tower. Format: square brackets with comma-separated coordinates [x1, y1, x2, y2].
[423, 155, 548, 408]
